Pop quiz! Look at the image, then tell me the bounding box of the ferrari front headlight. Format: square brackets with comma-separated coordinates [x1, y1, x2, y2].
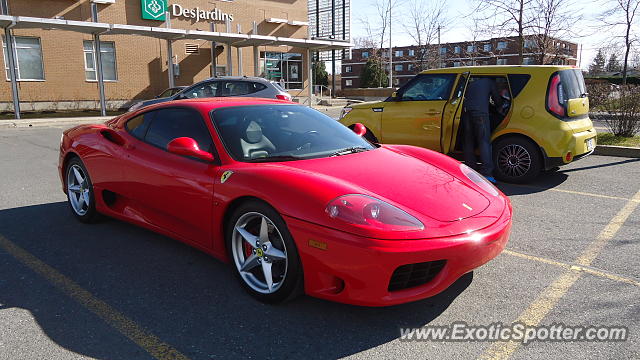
[325, 194, 424, 232]
[459, 164, 499, 197]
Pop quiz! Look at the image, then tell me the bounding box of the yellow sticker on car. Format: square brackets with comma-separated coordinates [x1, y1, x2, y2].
[221, 170, 233, 184]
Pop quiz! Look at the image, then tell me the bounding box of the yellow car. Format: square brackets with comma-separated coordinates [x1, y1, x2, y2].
[339, 65, 596, 183]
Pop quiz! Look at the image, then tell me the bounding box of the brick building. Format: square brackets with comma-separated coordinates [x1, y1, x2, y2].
[341, 35, 578, 89]
[0, 0, 350, 115]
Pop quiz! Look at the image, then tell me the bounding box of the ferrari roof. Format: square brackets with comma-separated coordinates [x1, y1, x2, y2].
[136, 97, 294, 113]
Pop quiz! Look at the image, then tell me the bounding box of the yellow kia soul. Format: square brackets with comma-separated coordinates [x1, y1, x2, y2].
[339, 66, 596, 183]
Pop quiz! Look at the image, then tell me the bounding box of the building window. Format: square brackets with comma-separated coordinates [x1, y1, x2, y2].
[345, 79, 353, 87]
[2, 36, 45, 81]
[483, 44, 491, 52]
[394, 64, 403, 71]
[453, 61, 461, 67]
[395, 50, 403, 57]
[345, 65, 352, 73]
[440, 47, 446, 55]
[523, 57, 535, 65]
[408, 49, 415, 56]
[497, 58, 508, 65]
[362, 51, 369, 58]
[467, 45, 475, 53]
[497, 41, 507, 50]
[83, 40, 117, 82]
[524, 39, 535, 48]
[382, 51, 389, 58]
[454, 46, 461, 54]
[408, 64, 414, 71]
[260, 51, 303, 90]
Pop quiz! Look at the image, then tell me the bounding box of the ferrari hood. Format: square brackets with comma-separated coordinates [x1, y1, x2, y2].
[279, 148, 490, 222]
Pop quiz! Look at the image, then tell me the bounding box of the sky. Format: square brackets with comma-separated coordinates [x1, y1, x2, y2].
[345, 0, 630, 71]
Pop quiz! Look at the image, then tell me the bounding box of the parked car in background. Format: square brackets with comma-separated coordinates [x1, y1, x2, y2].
[156, 86, 187, 98]
[128, 77, 291, 112]
[339, 65, 596, 183]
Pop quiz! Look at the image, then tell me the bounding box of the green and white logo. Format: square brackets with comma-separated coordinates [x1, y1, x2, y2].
[141, 0, 167, 20]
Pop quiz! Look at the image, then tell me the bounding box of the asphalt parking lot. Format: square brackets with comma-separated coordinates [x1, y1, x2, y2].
[0, 125, 638, 360]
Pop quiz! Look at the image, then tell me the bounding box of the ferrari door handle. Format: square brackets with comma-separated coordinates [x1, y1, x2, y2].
[425, 111, 440, 116]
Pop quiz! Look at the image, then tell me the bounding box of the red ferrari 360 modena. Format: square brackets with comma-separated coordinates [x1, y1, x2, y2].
[58, 98, 511, 306]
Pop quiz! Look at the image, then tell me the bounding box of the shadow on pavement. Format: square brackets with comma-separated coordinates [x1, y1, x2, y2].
[560, 158, 640, 173]
[0, 202, 472, 359]
[496, 170, 569, 196]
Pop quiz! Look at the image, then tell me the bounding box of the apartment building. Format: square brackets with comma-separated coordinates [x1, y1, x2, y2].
[342, 35, 578, 89]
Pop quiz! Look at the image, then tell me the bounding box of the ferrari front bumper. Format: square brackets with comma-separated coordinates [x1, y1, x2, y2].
[285, 203, 512, 307]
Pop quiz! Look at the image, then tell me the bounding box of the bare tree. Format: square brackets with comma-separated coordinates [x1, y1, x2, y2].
[598, 0, 640, 84]
[355, 0, 403, 86]
[530, 0, 582, 64]
[459, 16, 489, 65]
[402, 0, 449, 70]
[473, 0, 534, 64]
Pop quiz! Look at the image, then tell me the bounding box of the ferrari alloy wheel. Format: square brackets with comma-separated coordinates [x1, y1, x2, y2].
[66, 157, 98, 223]
[227, 201, 303, 303]
[493, 137, 541, 183]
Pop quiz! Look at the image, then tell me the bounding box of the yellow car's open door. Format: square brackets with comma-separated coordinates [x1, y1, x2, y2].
[441, 72, 470, 154]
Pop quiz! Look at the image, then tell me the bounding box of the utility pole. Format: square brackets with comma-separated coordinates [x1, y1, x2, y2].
[578, 43, 583, 68]
[331, 0, 336, 98]
[437, 25, 441, 68]
[388, 0, 393, 88]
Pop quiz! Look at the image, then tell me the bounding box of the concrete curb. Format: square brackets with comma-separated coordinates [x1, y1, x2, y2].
[0, 116, 112, 129]
[594, 145, 640, 158]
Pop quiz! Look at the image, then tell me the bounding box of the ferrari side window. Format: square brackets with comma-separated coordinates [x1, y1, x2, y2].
[125, 113, 152, 140]
[144, 108, 214, 154]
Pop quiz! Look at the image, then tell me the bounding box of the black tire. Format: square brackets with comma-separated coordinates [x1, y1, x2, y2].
[492, 136, 542, 183]
[65, 157, 99, 223]
[225, 200, 303, 304]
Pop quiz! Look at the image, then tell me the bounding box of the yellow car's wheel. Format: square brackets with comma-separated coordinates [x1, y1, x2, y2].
[493, 136, 542, 183]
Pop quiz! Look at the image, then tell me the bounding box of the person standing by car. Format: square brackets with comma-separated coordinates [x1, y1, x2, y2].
[462, 77, 503, 183]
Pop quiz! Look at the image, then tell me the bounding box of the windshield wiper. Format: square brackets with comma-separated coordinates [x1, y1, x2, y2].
[247, 155, 303, 163]
[331, 146, 370, 156]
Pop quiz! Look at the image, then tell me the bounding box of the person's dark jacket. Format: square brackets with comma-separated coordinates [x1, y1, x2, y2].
[464, 78, 502, 115]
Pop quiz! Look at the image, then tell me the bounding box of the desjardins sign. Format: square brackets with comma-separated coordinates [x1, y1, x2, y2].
[171, 4, 234, 22]
[140, 0, 234, 22]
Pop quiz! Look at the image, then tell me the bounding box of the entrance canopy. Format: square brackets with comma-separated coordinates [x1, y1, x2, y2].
[0, 15, 352, 50]
[0, 14, 352, 119]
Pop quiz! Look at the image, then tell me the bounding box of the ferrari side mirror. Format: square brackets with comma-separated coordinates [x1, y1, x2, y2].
[167, 137, 214, 162]
[352, 123, 367, 137]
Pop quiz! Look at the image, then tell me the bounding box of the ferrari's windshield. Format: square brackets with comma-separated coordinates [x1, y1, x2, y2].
[211, 104, 375, 162]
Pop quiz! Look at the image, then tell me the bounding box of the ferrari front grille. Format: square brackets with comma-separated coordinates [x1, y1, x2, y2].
[388, 260, 446, 292]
